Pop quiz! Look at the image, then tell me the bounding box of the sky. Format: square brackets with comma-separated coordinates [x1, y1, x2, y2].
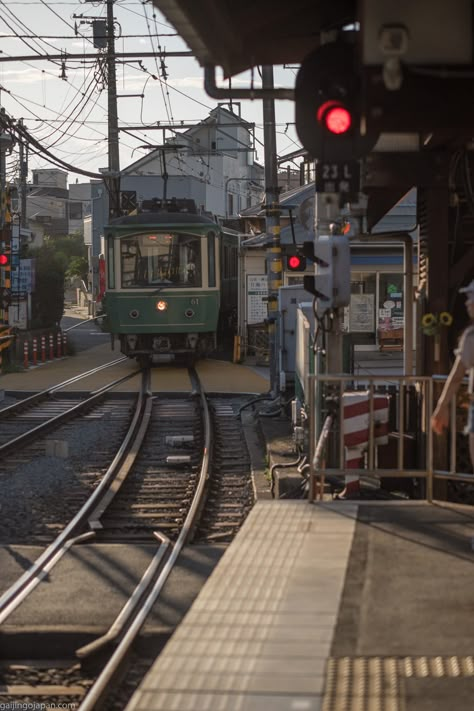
[0, 0, 302, 186]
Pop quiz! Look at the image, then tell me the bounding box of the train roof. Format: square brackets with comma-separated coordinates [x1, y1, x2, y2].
[108, 212, 219, 227]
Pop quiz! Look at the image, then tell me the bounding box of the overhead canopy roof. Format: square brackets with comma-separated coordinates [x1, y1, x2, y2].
[152, 0, 356, 76]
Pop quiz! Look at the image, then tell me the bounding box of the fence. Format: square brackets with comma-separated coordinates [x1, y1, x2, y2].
[307, 373, 473, 503]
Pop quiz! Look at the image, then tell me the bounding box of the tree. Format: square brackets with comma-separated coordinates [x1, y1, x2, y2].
[66, 256, 89, 282]
[28, 243, 66, 328]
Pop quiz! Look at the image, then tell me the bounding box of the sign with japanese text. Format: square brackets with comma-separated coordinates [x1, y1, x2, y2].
[247, 275, 268, 325]
[11, 259, 35, 294]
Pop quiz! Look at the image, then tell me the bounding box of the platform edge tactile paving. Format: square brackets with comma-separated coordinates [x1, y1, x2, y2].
[125, 501, 357, 711]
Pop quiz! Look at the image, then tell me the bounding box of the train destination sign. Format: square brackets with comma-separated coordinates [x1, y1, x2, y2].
[316, 160, 360, 194]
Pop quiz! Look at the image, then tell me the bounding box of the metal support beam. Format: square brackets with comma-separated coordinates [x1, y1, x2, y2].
[262, 66, 282, 396]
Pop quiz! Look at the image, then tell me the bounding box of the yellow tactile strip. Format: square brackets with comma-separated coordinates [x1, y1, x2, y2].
[323, 656, 474, 711]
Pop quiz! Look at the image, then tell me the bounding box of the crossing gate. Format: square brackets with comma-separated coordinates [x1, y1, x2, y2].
[342, 391, 390, 483]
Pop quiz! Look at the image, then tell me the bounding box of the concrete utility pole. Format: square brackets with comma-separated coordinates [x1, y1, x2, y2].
[106, 0, 120, 219]
[18, 121, 28, 228]
[262, 66, 282, 395]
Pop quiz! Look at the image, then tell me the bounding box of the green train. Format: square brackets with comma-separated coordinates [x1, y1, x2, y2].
[105, 199, 237, 365]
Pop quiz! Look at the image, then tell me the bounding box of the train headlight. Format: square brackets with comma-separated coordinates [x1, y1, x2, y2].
[185, 309, 194, 318]
[129, 309, 140, 319]
[156, 300, 168, 312]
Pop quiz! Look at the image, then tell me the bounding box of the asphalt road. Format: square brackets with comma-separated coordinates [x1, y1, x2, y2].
[61, 312, 110, 354]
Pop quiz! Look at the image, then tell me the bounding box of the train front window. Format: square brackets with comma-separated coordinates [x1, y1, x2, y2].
[121, 232, 202, 288]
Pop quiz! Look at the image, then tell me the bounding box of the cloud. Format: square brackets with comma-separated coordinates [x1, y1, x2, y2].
[170, 75, 253, 89]
[0, 68, 56, 85]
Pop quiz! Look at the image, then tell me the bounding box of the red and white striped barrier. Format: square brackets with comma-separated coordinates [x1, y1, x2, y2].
[342, 391, 390, 489]
[41, 335, 46, 363]
[23, 340, 29, 369]
[62, 332, 67, 355]
[32, 337, 37, 367]
[49, 333, 54, 360]
[56, 332, 62, 358]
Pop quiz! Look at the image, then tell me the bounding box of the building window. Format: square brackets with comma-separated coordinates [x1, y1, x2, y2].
[107, 235, 115, 289]
[378, 273, 404, 332]
[208, 231, 216, 287]
[228, 193, 234, 216]
[69, 202, 83, 220]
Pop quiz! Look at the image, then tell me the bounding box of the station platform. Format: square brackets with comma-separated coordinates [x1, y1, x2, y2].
[126, 499, 474, 711]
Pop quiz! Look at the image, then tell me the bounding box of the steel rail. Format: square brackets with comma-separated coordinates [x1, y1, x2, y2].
[0, 356, 128, 419]
[87, 384, 154, 528]
[0, 370, 150, 622]
[75, 532, 171, 659]
[78, 368, 213, 711]
[0, 367, 140, 456]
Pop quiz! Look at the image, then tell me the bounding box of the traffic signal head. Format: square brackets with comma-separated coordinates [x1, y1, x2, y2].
[295, 41, 380, 162]
[286, 252, 306, 272]
[0, 250, 9, 267]
[303, 235, 350, 309]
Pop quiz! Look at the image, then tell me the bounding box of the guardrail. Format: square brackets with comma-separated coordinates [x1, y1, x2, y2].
[307, 373, 472, 503]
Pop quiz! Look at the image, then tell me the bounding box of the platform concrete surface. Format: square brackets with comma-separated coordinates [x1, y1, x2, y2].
[0, 544, 224, 636]
[125, 500, 474, 711]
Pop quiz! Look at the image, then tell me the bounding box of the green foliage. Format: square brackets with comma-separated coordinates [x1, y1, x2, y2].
[66, 256, 89, 281]
[25, 232, 88, 329]
[48, 232, 87, 260]
[28, 243, 66, 328]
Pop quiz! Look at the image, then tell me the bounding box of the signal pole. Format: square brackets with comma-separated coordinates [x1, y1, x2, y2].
[262, 66, 282, 396]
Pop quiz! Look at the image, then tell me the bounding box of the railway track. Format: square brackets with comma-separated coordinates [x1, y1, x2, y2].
[0, 357, 135, 460]
[0, 367, 256, 710]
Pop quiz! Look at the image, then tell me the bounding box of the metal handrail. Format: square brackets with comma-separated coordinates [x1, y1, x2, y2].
[431, 375, 473, 484]
[309, 413, 333, 502]
[308, 374, 433, 501]
[308, 373, 473, 503]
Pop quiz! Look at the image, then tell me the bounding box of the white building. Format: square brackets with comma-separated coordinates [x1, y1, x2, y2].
[120, 105, 264, 218]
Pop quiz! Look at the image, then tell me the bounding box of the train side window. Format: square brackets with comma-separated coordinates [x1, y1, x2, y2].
[208, 231, 216, 287]
[107, 235, 115, 289]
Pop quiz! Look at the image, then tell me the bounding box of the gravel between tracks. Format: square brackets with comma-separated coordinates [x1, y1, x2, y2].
[0, 411, 132, 542]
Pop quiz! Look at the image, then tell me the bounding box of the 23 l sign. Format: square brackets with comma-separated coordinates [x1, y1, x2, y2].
[316, 160, 360, 195]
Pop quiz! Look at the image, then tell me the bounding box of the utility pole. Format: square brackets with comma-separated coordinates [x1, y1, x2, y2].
[262, 66, 282, 396]
[18, 121, 28, 228]
[106, 0, 120, 220]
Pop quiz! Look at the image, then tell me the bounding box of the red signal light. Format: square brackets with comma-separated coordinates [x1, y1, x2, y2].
[0, 253, 8, 267]
[288, 255, 302, 269]
[317, 100, 352, 135]
[287, 254, 306, 272]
